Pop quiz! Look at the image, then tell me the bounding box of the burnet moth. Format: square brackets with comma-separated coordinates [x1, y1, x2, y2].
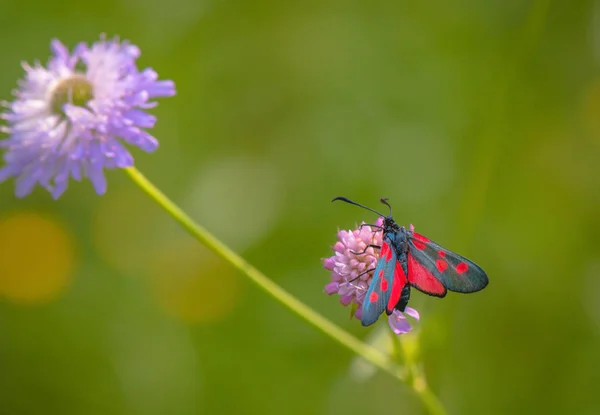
[332, 197, 489, 326]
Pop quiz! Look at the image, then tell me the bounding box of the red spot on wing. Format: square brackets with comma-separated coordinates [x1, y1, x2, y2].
[407, 252, 446, 296]
[380, 243, 389, 258]
[411, 233, 430, 250]
[380, 278, 388, 292]
[456, 262, 469, 274]
[385, 247, 393, 261]
[378, 269, 384, 278]
[413, 233, 430, 242]
[438, 251, 446, 258]
[412, 240, 426, 250]
[380, 242, 394, 262]
[387, 263, 406, 313]
[435, 259, 448, 273]
[369, 291, 379, 302]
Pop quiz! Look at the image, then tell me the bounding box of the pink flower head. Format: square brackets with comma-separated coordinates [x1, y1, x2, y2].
[323, 217, 420, 334]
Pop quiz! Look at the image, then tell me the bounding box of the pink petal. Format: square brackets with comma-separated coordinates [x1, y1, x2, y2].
[388, 311, 413, 334]
[339, 295, 353, 306]
[404, 307, 420, 321]
[324, 282, 339, 295]
[323, 257, 336, 270]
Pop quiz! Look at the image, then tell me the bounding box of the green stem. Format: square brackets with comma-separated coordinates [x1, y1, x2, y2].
[124, 166, 405, 380]
[126, 166, 449, 413]
[403, 350, 447, 415]
[391, 331, 448, 415]
[413, 385, 448, 415]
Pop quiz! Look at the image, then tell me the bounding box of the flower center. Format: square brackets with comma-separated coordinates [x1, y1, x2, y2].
[50, 75, 94, 116]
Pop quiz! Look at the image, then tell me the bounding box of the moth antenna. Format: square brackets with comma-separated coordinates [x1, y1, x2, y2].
[380, 198, 392, 217]
[332, 196, 386, 217]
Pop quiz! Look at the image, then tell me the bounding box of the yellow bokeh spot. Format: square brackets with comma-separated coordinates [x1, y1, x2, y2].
[149, 242, 241, 324]
[0, 212, 75, 304]
[92, 187, 165, 276]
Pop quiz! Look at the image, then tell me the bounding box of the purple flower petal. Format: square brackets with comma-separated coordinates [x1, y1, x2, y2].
[123, 108, 156, 128]
[404, 306, 420, 321]
[0, 165, 14, 182]
[15, 168, 40, 197]
[389, 312, 413, 335]
[0, 36, 175, 198]
[324, 282, 339, 295]
[339, 295, 353, 306]
[323, 257, 336, 270]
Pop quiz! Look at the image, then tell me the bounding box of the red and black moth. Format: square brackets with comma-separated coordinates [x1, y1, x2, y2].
[333, 197, 489, 326]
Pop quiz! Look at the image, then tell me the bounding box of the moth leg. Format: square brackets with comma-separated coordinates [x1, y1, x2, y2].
[359, 223, 383, 231]
[350, 244, 381, 256]
[348, 268, 375, 282]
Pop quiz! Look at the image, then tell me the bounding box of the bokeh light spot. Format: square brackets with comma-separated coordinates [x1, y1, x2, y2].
[150, 242, 241, 324]
[0, 212, 75, 304]
[184, 157, 284, 250]
[92, 187, 169, 276]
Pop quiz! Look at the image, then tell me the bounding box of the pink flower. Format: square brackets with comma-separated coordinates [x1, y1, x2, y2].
[388, 307, 420, 334]
[323, 217, 420, 334]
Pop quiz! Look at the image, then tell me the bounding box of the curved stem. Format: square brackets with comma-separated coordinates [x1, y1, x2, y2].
[392, 332, 448, 415]
[413, 385, 448, 415]
[124, 166, 405, 380]
[125, 166, 450, 413]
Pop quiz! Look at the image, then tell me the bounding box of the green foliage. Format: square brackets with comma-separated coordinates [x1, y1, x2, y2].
[1, 0, 599, 413]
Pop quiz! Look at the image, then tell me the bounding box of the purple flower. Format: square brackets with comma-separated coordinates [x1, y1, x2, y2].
[0, 36, 175, 198]
[388, 307, 420, 334]
[323, 217, 420, 334]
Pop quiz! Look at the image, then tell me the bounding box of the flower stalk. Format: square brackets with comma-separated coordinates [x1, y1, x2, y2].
[124, 166, 408, 381]
[0, 35, 450, 415]
[125, 166, 448, 415]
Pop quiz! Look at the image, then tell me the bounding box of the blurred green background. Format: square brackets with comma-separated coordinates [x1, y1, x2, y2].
[1, 0, 599, 414]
